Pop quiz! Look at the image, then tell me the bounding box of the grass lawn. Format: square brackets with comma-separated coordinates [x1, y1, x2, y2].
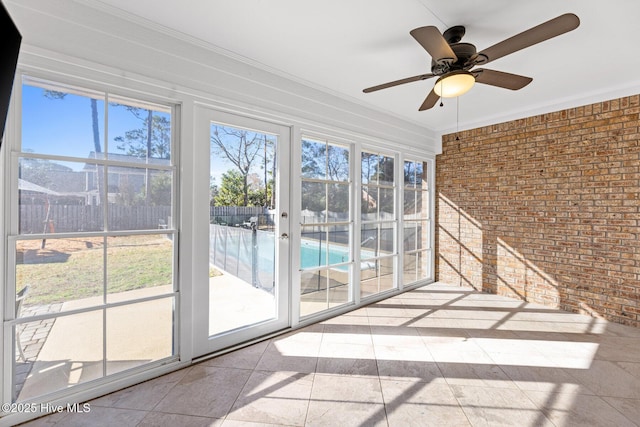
[16, 235, 172, 306]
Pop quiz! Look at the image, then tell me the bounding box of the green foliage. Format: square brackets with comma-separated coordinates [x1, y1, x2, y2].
[214, 170, 246, 206]
[214, 170, 271, 207]
[148, 173, 172, 205]
[20, 158, 72, 189]
[301, 139, 350, 213]
[116, 172, 171, 206]
[113, 110, 171, 159]
[211, 125, 273, 206]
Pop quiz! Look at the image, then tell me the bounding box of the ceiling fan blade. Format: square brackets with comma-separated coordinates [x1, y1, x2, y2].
[363, 73, 435, 93]
[410, 26, 458, 63]
[419, 89, 440, 111]
[476, 13, 580, 65]
[473, 69, 533, 90]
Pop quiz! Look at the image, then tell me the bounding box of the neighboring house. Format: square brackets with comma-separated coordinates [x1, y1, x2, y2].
[83, 151, 170, 205]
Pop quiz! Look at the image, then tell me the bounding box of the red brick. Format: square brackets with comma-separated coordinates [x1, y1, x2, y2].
[436, 93, 640, 328]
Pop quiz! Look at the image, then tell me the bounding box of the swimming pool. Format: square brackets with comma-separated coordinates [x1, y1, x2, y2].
[211, 226, 373, 280]
[300, 240, 350, 270]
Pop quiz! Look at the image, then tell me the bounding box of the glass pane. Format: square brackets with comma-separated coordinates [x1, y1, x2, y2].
[416, 162, 425, 190]
[19, 158, 103, 233]
[418, 190, 428, 219]
[361, 152, 377, 184]
[404, 189, 417, 219]
[403, 250, 431, 284]
[379, 257, 395, 291]
[106, 167, 172, 231]
[327, 144, 349, 182]
[301, 139, 326, 180]
[327, 183, 349, 222]
[16, 238, 104, 315]
[403, 221, 418, 252]
[378, 155, 395, 186]
[328, 269, 349, 308]
[14, 311, 103, 402]
[379, 187, 394, 219]
[106, 297, 174, 375]
[404, 160, 425, 189]
[360, 260, 378, 298]
[209, 122, 278, 337]
[300, 270, 326, 317]
[327, 224, 350, 267]
[210, 123, 276, 208]
[21, 80, 105, 158]
[300, 137, 351, 319]
[403, 252, 418, 285]
[403, 250, 430, 285]
[360, 223, 378, 260]
[403, 160, 416, 188]
[418, 250, 431, 280]
[106, 235, 173, 303]
[379, 222, 395, 256]
[301, 226, 327, 269]
[209, 224, 277, 336]
[108, 97, 171, 165]
[361, 185, 377, 221]
[361, 257, 396, 298]
[301, 181, 326, 223]
[416, 220, 430, 251]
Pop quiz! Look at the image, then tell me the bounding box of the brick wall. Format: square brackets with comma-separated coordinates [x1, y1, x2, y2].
[436, 95, 640, 327]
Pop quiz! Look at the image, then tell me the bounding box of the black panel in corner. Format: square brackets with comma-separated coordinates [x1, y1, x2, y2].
[0, 1, 22, 142]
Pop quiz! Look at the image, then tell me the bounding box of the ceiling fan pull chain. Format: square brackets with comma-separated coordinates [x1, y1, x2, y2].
[456, 96, 460, 140]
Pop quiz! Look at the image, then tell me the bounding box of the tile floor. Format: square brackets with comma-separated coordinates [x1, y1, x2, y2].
[19, 283, 640, 426]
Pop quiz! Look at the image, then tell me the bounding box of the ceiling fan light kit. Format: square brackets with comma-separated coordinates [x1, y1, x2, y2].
[433, 70, 475, 98]
[363, 13, 580, 111]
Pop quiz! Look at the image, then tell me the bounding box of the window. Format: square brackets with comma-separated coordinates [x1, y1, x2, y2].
[360, 150, 397, 297]
[299, 137, 351, 317]
[9, 77, 177, 402]
[403, 159, 431, 284]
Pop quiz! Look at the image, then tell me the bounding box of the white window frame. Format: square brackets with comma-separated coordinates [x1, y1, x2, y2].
[1, 71, 182, 410]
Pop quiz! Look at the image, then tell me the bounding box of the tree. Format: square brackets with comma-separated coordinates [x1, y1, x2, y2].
[214, 170, 270, 207]
[301, 140, 349, 214]
[112, 105, 171, 205]
[43, 90, 105, 205]
[210, 125, 269, 206]
[147, 173, 172, 206]
[210, 177, 219, 206]
[20, 157, 72, 190]
[214, 170, 246, 206]
[361, 153, 394, 216]
[113, 108, 171, 159]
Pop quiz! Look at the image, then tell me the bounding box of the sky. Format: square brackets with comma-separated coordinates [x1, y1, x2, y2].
[209, 123, 275, 189]
[21, 83, 169, 170]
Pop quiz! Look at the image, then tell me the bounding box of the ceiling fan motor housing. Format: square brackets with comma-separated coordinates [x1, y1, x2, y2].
[431, 41, 477, 75]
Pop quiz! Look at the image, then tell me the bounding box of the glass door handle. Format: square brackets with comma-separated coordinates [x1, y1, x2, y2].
[280, 233, 289, 239]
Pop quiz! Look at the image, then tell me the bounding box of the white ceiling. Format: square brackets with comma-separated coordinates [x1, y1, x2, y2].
[93, 0, 640, 133]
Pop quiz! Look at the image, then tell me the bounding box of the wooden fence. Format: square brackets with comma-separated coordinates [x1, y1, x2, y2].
[19, 205, 266, 234]
[19, 205, 171, 233]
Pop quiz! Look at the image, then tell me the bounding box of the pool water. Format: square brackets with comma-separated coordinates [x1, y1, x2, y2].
[300, 240, 350, 270]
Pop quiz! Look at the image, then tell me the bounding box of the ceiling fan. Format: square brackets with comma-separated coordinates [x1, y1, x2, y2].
[363, 13, 580, 111]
